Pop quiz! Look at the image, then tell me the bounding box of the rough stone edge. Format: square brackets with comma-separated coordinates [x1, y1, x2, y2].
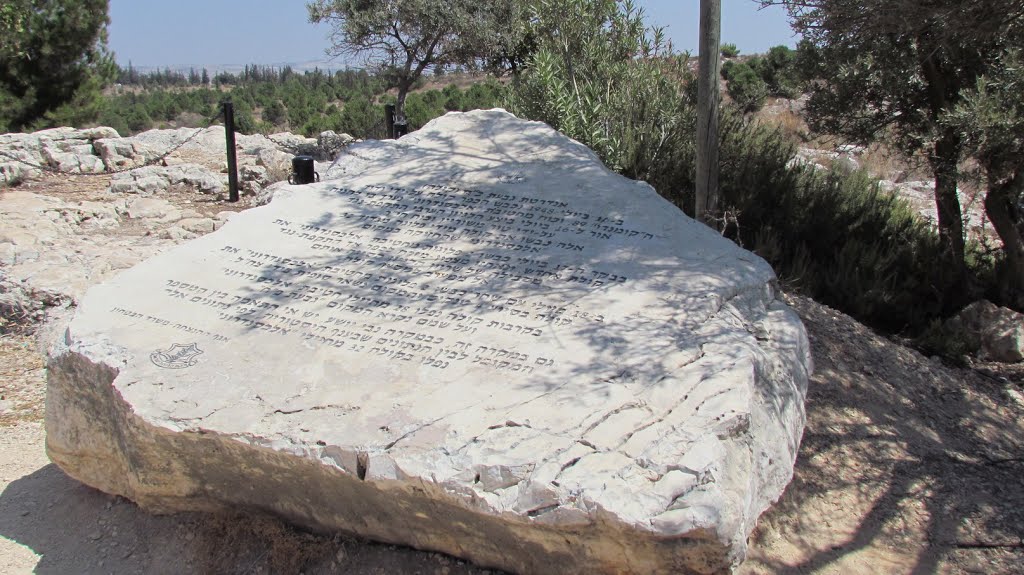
[46, 331, 744, 575]
[44, 283, 808, 575]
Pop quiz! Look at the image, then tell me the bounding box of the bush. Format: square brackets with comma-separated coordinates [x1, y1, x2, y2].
[507, 0, 692, 182]
[749, 45, 802, 98]
[461, 79, 504, 111]
[712, 111, 961, 331]
[721, 43, 740, 58]
[721, 60, 768, 113]
[338, 95, 381, 138]
[405, 89, 447, 130]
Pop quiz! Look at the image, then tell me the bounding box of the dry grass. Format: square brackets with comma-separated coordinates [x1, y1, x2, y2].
[857, 143, 933, 183]
[0, 333, 46, 426]
[754, 103, 809, 143]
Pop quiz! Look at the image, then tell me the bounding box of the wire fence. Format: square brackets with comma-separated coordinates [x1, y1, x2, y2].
[0, 107, 229, 179]
[1, 108, 401, 182]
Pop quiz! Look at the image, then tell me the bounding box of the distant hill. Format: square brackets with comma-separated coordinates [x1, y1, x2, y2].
[127, 60, 354, 75]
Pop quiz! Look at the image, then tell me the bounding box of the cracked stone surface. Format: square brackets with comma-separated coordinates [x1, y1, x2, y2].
[46, 110, 811, 575]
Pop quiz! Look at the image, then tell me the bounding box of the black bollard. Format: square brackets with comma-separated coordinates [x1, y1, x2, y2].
[223, 102, 239, 202]
[289, 155, 318, 185]
[385, 104, 396, 140]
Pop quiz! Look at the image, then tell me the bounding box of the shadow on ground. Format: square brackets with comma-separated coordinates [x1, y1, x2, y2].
[0, 461, 501, 574]
[741, 294, 1024, 575]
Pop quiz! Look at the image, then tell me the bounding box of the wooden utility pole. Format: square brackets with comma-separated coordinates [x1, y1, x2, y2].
[696, 0, 721, 225]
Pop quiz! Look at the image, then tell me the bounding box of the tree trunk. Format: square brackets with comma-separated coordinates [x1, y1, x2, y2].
[931, 128, 967, 294]
[395, 83, 410, 125]
[918, 43, 967, 299]
[984, 168, 1024, 309]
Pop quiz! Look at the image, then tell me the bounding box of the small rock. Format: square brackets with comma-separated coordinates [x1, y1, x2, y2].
[946, 300, 1024, 363]
[177, 217, 217, 234]
[1005, 387, 1024, 408]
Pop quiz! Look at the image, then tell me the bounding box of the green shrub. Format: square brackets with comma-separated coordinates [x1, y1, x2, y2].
[748, 45, 802, 98]
[507, 0, 692, 182]
[338, 95, 380, 138]
[721, 60, 767, 113]
[712, 111, 959, 331]
[404, 90, 447, 130]
[720, 43, 740, 58]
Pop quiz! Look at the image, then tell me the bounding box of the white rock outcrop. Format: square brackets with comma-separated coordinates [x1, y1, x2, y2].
[2, 125, 354, 192]
[108, 163, 225, 196]
[46, 110, 810, 574]
[1, 127, 119, 183]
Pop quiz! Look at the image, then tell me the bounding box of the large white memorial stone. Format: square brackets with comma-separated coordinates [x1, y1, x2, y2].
[46, 110, 810, 574]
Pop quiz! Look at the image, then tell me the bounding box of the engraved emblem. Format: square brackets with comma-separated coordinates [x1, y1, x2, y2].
[150, 343, 203, 369]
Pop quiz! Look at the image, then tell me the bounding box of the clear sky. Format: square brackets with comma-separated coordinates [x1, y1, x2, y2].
[107, 0, 799, 69]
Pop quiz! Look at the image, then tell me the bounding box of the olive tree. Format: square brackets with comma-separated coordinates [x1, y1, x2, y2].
[767, 0, 1024, 302]
[308, 0, 524, 124]
[770, 1, 1024, 308]
[946, 49, 1024, 307]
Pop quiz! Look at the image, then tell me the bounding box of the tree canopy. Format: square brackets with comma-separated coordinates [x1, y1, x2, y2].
[0, 0, 114, 132]
[307, 0, 523, 123]
[769, 0, 1024, 308]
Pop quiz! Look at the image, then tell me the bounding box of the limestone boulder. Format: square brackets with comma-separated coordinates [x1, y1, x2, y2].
[318, 130, 355, 159]
[947, 300, 1024, 363]
[0, 190, 181, 325]
[267, 132, 318, 156]
[253, 147, 292, 176]
[46, 110, 810, 575]
[0, 127, 119, 178]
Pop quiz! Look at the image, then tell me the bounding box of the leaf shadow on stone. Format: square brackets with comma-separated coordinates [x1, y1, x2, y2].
[224, 127, 802, 448]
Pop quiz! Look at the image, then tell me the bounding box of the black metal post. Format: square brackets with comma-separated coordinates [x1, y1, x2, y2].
[223, 102, 239, 202]
[385, 104, 396, 139]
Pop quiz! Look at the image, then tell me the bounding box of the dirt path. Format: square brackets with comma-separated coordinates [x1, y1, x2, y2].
[2, 178, 1023, 574]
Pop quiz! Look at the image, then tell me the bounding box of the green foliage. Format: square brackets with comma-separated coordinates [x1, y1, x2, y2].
[264, 100, 287, 125]
[713, 112, 960, 331]
[780, 0, 1024, 312]
[401, 79, 503, 130]
[0, 0, 115, 131]
[337, 95, 380, 137]
[0, 3, 28, 58]
[507, 0, 692, 185]
[946, 48, 1024, 186]
[718, 45, 802, 113]
[89, 66, 394, 136]
[747, 45, 802, 98]
[720, 43, 740, 58]
[509, 0, 969, 331]
[307, 0, 525, 120]
[721, 60, 768, 113]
